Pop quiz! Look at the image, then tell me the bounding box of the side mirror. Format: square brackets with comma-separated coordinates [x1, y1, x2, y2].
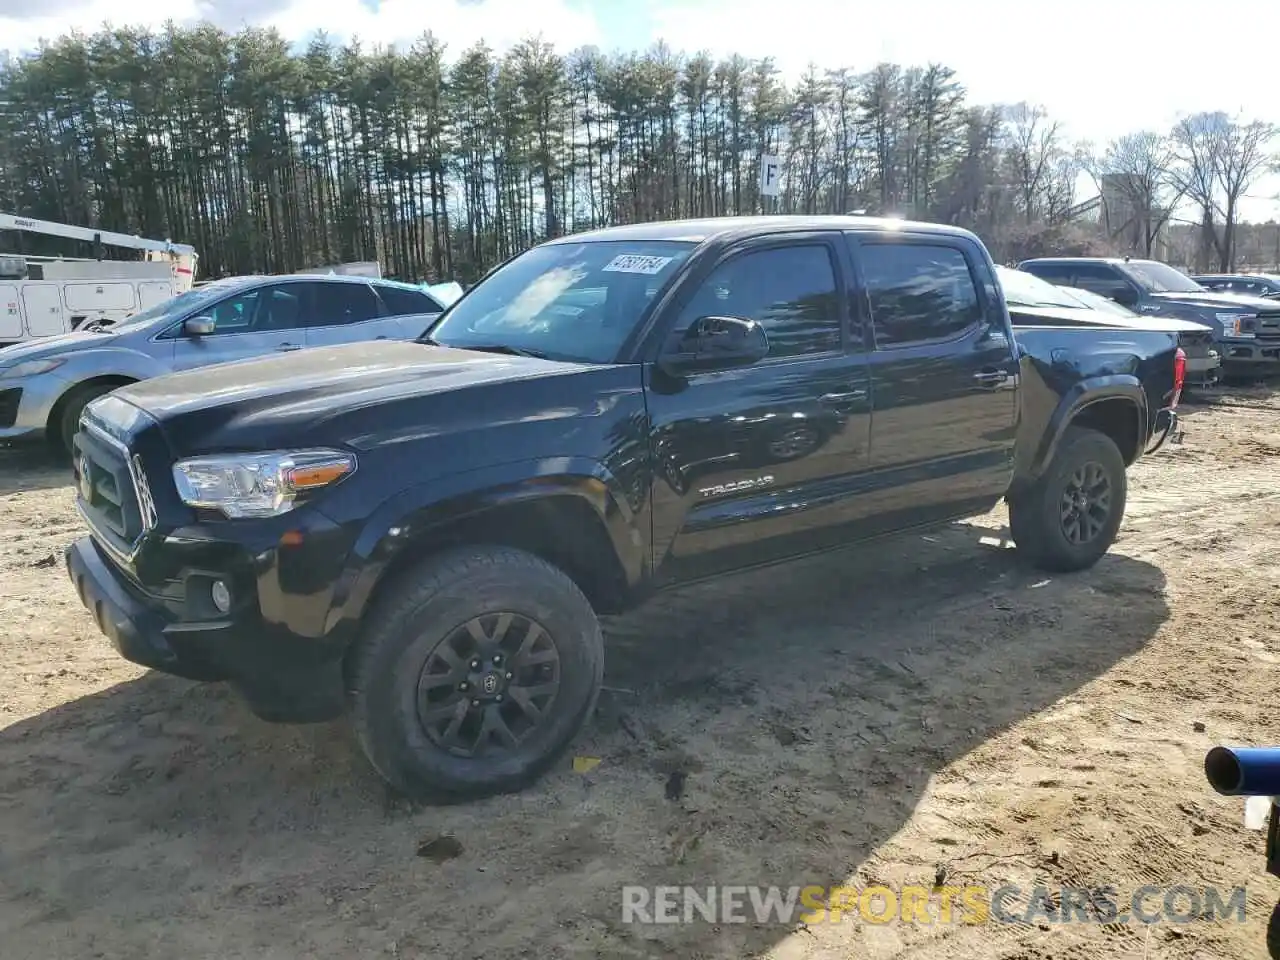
[184, 315, 215, 337]
[658, 316, 769, 375]
[1109, 287, 1140, 307]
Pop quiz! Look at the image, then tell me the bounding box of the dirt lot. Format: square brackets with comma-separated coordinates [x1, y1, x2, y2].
[2, 391, 1279, 960]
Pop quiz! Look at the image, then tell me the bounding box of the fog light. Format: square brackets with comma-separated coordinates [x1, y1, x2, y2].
[210, 580, 232, 614]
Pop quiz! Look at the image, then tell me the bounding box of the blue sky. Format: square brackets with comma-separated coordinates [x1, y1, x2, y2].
[4, 0, 1280, 220]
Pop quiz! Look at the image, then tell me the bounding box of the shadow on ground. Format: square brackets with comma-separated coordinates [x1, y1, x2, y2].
[0, 522, 1168, 959]
[0, 444, 69, 494]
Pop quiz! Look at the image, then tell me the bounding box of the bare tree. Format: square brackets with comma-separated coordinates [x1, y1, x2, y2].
[1003, 102, 1060, 224]
[1088, 132, 1184, 257]
[1216, 117, 1275, 269]
[1170, 112, 1226, 270]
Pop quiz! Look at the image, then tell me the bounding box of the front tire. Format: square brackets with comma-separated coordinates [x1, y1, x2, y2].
[53, 383, 117, 458]
[1009, 426, 1127, 573]
[347, 546, 604, 802]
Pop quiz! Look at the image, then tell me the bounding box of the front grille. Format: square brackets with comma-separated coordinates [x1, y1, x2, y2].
[0, 387, 19, 428]
[1177, 330, 1213, 350]
[73, 424, 146, 550]
[1255, 312, 1280, 341]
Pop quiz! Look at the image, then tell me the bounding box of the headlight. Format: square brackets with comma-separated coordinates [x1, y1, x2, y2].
[171, 449, 357, 518]
[1215, 313, 1256, 338]
[0, 357, 67, 379]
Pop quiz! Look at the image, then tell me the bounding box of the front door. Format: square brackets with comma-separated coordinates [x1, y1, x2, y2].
[170, 283, 308, 371]
[645, 234, 873, 584]
[850, 233, 1018, 530]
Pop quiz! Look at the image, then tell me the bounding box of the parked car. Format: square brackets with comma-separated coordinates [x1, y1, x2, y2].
[64, 216, 1187, 802]
[994, 267, 1220, 387]
[1191, 273, 1280, 299]
[1017, 257, 1280, 379]
[0, 274, 446, 454]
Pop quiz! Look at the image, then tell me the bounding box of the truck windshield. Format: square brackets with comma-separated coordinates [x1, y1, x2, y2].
[1120, 261, 1205, 294]
[995, 266, 1085, 309]
[426, 240, 697, 363]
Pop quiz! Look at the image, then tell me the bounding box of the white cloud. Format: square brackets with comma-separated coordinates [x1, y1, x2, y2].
[650, 0, 1279, 142]
[1, 0, 200, 53]
[259, 0, 602, 54]
[2, 0, 602, 58]
[649, 0, 1280, 219]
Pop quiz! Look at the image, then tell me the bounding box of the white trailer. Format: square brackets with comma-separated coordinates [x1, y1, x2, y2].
[0, 213, 200, 345]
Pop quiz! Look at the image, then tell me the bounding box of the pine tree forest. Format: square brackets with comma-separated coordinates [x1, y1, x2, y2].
[0, 26, 1274, 282]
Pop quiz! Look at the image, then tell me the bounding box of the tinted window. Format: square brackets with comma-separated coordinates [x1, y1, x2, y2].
[674, 244, 842, 358]
[861, 244, 982, 346]
[1071, 264, 1135, 298]
[1020, 263, 1073, 283]
[194, 284, 306, 335]
[203, 289, 262, 335]
[309, 282, 381, 326]
[378, 286, 442, 316]
[258, 286, 303, 330]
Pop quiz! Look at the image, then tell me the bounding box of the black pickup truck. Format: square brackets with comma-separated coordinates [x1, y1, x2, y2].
[64, 216, 1185, 801]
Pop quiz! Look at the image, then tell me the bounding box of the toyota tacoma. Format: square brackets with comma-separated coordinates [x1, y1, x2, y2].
[64, 217, 1187, 802]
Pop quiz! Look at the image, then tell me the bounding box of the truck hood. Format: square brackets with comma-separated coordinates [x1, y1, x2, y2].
[0, 330, 118, 364]
[1009, 304, 1211, 334]
[114, 340, 589, 451]
[1149, 290, 1280, 312]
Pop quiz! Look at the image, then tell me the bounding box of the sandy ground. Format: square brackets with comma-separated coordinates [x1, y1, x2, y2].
[1, 390, 1279, 960]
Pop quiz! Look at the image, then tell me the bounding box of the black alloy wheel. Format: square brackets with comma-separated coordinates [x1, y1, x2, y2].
[416, 612, 561, 758]
[1058, 461, 1112, 546]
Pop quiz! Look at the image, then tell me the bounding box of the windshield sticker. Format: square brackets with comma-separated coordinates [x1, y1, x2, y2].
[602, 254, 674, 275]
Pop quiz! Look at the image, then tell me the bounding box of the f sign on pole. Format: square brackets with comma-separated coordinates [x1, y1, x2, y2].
[760, 155, 781, 212]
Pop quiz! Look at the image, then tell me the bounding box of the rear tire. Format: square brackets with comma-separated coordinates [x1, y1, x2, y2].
[1009, 426, 1127, 573]
[347, 545, 604, 802]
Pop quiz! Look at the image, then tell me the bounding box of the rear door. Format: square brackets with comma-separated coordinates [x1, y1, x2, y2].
[300, 280, 397, 346]
[372, 284, 444, 339]
[850, 232, 1018, 529]
[169, 283, 308, 371]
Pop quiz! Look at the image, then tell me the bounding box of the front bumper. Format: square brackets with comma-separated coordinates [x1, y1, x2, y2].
[0, 371, 68, 441]
[65, 534, 351, 722]
[1219, 339, 1280, 371]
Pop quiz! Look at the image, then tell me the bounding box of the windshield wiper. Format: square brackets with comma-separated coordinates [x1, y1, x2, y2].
[459, 343, 550, 360]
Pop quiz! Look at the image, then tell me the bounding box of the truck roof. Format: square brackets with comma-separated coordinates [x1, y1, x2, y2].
[548, 215, 981, 246]
[1019, 256, 1159, 266]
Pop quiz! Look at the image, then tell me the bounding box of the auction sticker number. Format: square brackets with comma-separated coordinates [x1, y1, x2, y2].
[602, 254, 674, 275]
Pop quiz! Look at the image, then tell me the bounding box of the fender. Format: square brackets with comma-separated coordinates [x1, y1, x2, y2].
[1028, 374, 1147, 480]
[323, 456, 647, 632]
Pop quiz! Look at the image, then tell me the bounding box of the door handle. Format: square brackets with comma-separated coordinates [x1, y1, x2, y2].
[820, 389, 868, 404]
[973, 369, 1008, 385]
[375, 335, 388, 340]
[276, 343, 302, 352]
